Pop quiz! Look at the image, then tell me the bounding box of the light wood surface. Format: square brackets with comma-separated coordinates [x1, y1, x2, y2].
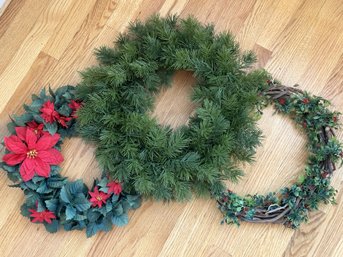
[0, 1, 342, 256]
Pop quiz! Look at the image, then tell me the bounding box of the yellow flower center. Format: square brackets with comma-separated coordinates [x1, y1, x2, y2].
[96, 196, 102, 201]
[27, 149, 38, 159]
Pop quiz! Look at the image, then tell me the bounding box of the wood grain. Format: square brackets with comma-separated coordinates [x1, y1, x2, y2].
[0, 1, 342, 256]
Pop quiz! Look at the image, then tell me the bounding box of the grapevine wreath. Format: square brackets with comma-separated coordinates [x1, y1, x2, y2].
[1, 15, 342, 237]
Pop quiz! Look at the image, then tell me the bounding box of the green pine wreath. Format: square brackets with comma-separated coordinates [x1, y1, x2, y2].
[76, 15, 270, 201]
[217, 81, 343, 228]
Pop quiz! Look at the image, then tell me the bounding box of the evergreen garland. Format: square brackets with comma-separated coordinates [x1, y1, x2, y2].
[76, 15, 270, 201]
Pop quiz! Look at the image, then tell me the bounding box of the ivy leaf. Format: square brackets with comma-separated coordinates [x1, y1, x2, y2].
[36, 181, 50, 194]
[45, 199, 59, 212]
[44, 220, 59, 233]
[69, 180, 86, 194]
[66, 205, 76, 220]
[60, 186, 71, 203]
[20, 204, 30, 217]
[99, 217, 112, 232]
[86, 222, 100, 237]
[113, 204, 123, 216]
[112, 213, 128, 227]
[97, 177, 108, 188]
[29, 99, 44, 112]
[45, 122, 58, 135]
[12, 113, 33, 126]
[112, 194, 119, 202]
[47, 177, 66, 189]
[57, 105, 72, 117]
[126, 195, 142, 209]
[73, 194, 91, 211]
[87, 210, 101, 222]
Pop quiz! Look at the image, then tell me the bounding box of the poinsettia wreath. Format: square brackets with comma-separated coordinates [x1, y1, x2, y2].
[0, 86, 141, 237]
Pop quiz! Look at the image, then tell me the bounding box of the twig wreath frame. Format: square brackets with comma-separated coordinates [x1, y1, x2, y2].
[217, 81, 343, 228]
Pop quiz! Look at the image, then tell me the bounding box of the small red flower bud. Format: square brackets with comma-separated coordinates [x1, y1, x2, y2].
[321, 172, 329, 179]
[333, 116, 338, 123]
[278, 98, 286, 105]
[302, 121, 307, 128]
[223, 197, 228, 202]
[302, 98, 310, 104]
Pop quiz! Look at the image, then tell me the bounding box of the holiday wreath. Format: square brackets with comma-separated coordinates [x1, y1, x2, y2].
[217, 81, 342, 228]
[76, 15, 270, 201]
[1, 15, 342, 237]
[0, 86, 141, 237]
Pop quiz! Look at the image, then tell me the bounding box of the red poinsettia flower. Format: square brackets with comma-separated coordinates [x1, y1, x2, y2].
[68, 100, 83, 118]
[29, 208, 56, 223]
[89, 186, 111, 208]
[56, 115, 72, 128]
[40, 100, 59, 123]
[107, 181, 122, 195]
[26, 121, 47, 137]
[2, 127, 64, 181]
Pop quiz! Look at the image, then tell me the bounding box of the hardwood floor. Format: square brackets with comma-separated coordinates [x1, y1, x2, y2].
[0, 1, 342, 256]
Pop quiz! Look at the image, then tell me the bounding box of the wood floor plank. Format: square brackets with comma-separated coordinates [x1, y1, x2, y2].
[0, 0, 24, 37]
[0, 1, 342, 256]
[0, 0, 50, 74]
[0, 0, 74, 113]
[42, 0, 98, 60]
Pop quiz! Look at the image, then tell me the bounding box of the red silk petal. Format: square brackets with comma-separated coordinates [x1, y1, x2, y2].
[36, 133, 60, 151]
[43, 216, 53, 224]
[4, 135, 27, 154]
[34, 157, 51, 178]
[20, 158, 35, 181]
[2, 153, 26, 165]
[25, 128, 38, 149]
[15, 127, 27, 141]
[38, 149, 64, 165]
